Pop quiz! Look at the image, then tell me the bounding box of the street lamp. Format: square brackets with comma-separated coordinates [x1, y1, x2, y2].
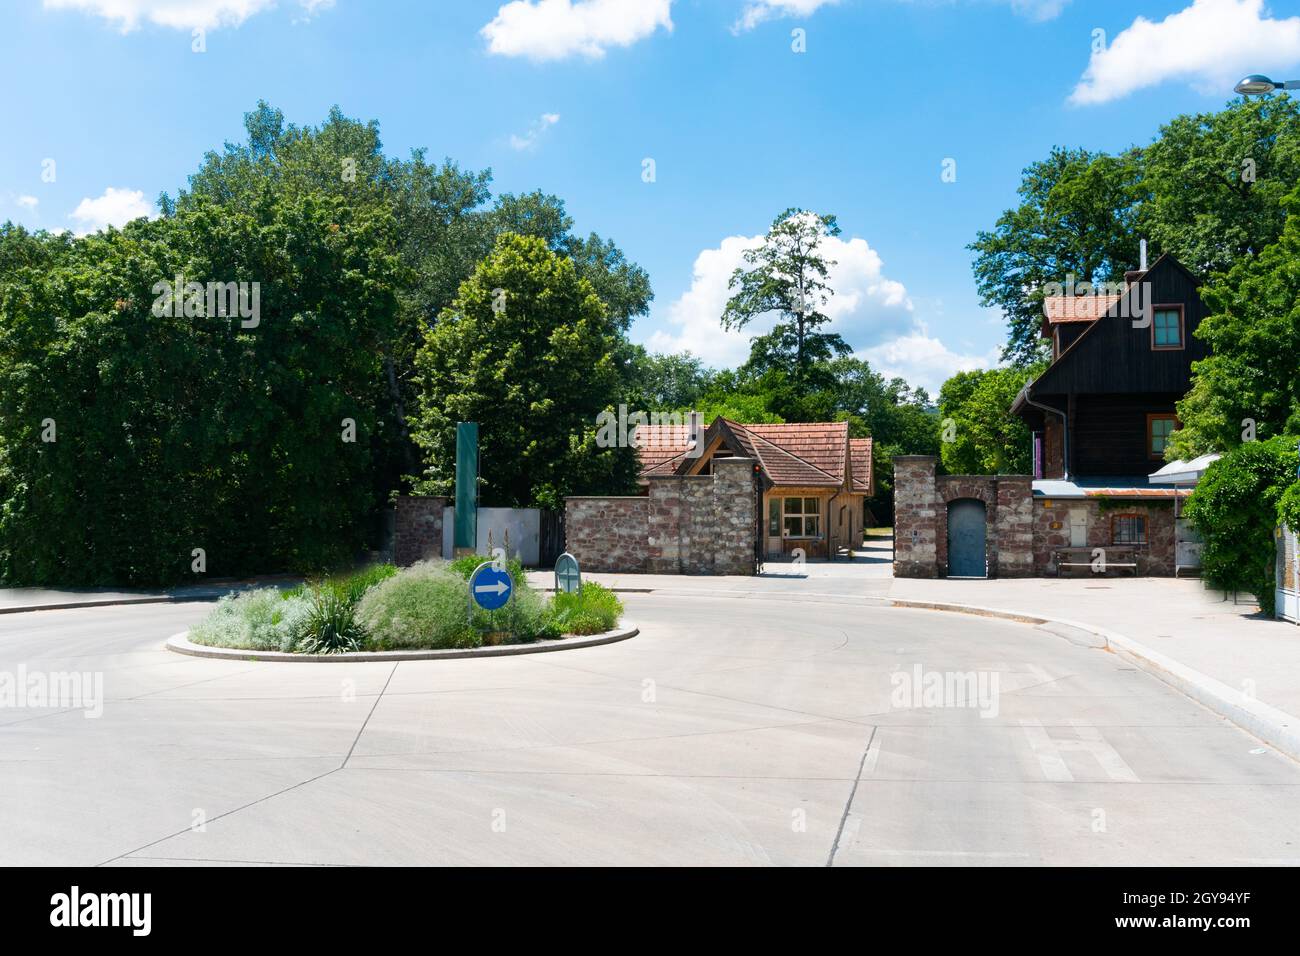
[1235, 74, 1300, 95]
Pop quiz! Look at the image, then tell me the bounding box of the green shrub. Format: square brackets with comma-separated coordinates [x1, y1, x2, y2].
[1185, 436, 1299, 615]
[448, 553, 525, 582]
[548, 582, 623, 635]
[356, 562, 480, 650]
[189, 588, 314, 652]
[329, 563, 398, 604]
[297, 587, 366, 654]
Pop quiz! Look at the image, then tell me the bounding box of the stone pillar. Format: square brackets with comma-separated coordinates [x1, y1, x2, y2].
[994, 477, 1034, 577]
[393, 496, 448, 566]
[893, 456, 938, 578]
[712, 457, 757, 576]
[647, 476, 684, 574]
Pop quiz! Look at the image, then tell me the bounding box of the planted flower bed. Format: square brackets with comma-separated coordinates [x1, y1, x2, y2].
[187, 559, 623, 654]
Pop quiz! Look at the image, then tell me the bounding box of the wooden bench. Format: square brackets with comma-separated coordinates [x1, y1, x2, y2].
[1054, 548, 1141, 577]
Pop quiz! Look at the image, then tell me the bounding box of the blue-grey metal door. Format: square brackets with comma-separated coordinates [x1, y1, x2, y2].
[948, 499, 987, 578]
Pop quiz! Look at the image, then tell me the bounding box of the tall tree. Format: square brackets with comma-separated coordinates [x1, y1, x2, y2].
[723, 209, 849, 390]
[410, 234, 637, 509]
[1143, 96, 1300, 274]
[1169, 184, 1300, 459]
[937, 366, 1040, 475]
[170, 101, 653, 494]
[970, 148, 1145, 367]
[0, 194, 403, 586]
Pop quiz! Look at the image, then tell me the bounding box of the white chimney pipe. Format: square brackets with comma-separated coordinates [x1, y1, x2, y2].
[1140, 239, 1148, 272]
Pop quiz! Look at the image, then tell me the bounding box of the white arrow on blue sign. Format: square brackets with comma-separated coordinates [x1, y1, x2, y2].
[469, 562, 513, 611]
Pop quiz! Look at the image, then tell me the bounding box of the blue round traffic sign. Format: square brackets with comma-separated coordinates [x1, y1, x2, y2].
[469, 562, 513, 611]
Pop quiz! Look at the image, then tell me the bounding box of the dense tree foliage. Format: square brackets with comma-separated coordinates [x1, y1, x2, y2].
[1184, 437, 1299, 615]
[937, 366, 1040, 475]
[0, 102, 652, 585]
[1170, 185, 1300, 459]
[0, 194, 403, 585]
[974, 98, 1300, 366]
[410, 234, 637, 509]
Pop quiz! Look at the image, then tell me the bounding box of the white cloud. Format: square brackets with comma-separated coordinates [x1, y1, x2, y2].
[858, 330, 997, 396]
[69, 187, 151, 235]
[646, 224, 991, 392]
[509, 112, 561, 151]
[733, 0, 841, 32]
[482, 0, 673, 61]
[16, 195, 39, 209]
[42, 0, 328, 31]
[1070, 0, 1300, 106]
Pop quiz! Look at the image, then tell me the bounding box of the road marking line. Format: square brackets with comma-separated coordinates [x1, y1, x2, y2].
[1020, 718, 1141, 783]
[1020, 718, 1073, 781]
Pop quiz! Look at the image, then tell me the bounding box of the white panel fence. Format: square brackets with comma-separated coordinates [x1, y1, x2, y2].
[1278, 525, 1299, 624]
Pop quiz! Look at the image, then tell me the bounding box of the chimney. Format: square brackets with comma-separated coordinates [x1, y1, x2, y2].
[1125, 239, 1150, 286]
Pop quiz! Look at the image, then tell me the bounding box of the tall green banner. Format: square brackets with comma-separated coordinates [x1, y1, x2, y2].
[454, 422, 479, 553]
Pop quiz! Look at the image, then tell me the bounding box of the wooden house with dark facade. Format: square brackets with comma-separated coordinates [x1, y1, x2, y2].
[1011, 253, 1210, 481]
[894, 251, 1212, 580]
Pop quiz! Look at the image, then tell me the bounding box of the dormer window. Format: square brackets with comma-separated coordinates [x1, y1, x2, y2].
[1152, 306, 1184, 350]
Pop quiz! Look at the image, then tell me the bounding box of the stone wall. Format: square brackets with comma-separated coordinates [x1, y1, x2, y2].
[567, 456, 757, 575]
[393, 496, 449, 566]
[894, 455, 1179, 577]
[564, 497, 651, 572]
[1033, 498, 1177, 576]
[893, 457, 1036, 579]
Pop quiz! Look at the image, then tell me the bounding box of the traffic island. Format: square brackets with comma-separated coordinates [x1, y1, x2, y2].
[166, 621, 638, 662]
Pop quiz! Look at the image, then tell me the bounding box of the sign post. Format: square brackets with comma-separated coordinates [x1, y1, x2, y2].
[454, 422, 479, 557]
[469, 561, 514, 645]
[469, 561, 513, 612]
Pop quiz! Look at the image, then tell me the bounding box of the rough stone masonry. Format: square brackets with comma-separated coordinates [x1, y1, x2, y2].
[566, 456, 757, 575]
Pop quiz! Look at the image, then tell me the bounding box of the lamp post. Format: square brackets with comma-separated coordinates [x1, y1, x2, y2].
[1234, 74, 1300, 95]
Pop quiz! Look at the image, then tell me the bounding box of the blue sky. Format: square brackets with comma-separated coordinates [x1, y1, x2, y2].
[3, 0, 1299, 392]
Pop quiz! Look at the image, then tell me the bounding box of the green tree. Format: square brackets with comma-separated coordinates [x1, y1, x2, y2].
[1143, 96, 1300, 274]
[173, 102, 652, 488]
[971, 148, 1144, 366]
[0, 193, 403, 586]
[621, 346, 711, 410]
[937, 366, 1040, 475]
[828, 357, 940, 524]
[1170, 185, 1300, 460]
[410, 234, 637, 509]
[723, 209, 849, 390]
[1184, 436, 1299, 615]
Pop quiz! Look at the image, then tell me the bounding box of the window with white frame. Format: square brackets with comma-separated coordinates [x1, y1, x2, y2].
[782, 497, 821, 538]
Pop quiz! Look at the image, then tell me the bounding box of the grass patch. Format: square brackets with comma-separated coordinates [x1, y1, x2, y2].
[549, 582, 623, 636]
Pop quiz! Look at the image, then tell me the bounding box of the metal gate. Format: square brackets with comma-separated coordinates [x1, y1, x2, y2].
[539, 510, 565, 567]
[947, 499, 988, 578]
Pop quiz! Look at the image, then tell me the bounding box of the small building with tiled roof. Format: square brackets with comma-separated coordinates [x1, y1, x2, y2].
[634, 417, 873, 559]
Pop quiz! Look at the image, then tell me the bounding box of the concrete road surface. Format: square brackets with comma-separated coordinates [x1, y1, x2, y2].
[1, 593, 1298, 866]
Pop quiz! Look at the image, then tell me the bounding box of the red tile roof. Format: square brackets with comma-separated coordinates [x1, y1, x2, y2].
[850, 438, 873, 493]
[635, 418, 869, 493]
[1043, 295, 1122, 324]
[742, 421, 848, 485]
[633, 424, 693, 476]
